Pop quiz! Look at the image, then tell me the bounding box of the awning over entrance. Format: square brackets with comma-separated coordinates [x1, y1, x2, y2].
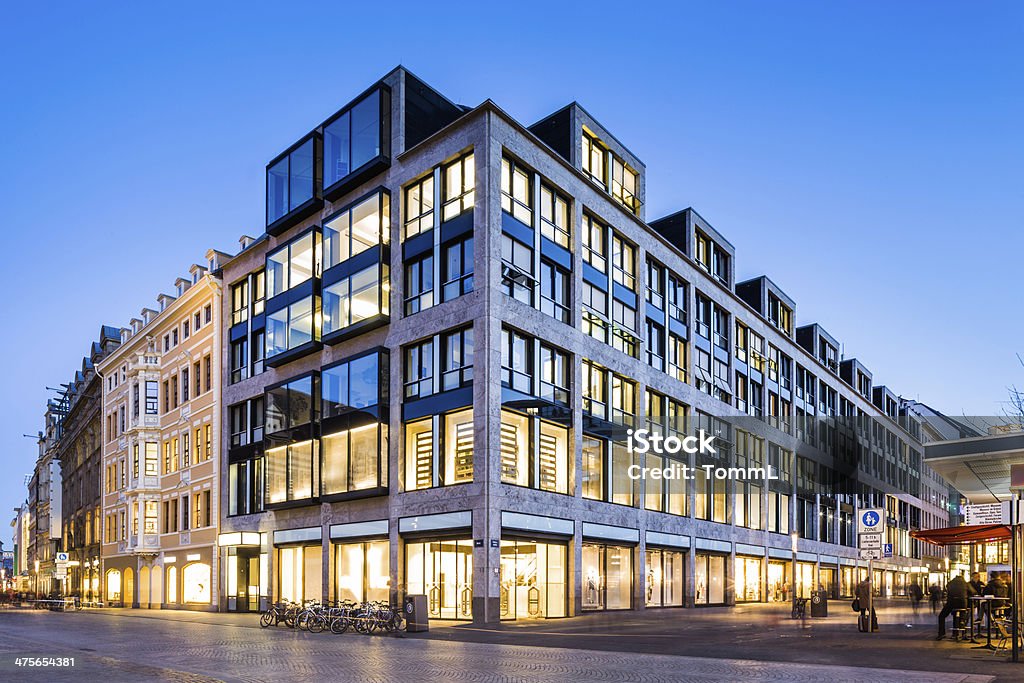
[910, 523, 1011, 546]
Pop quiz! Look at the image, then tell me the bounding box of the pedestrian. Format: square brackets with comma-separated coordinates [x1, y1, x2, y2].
[937, 573, 976, 640]
[929, 584, 941, 613]
[984, 572, 1010, 621]
[969, 572, 986, 620]
[909, 581, 923, 612]
[856, 577, 878, 632]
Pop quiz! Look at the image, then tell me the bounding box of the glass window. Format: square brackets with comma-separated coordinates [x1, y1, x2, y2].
[499, 410, 530, 487]
[266, 296, 317, 358]
[668, 334, 687, 383]
[443, 408, 474, 485]
[442, 237, 473, 301]
[501, 328, 532, 394]
[611, 234, 636, 290]
[581, 130, 606, 186]
[581, 213, 606, 272]
[335, 540, 390, 604]
[582, 543, 632, 611]
[539, 260, 570, 324]
[267, 231, 320, 298]
[267, 137, 315, 225]
[323, 192, 389, 270]
[405, 174, 434, 239]
[611, 375, 636, 426]
[265, 375, 317, 435]
[538, 343, 569, 405]
[323, 89, 383, 189]
[322, 423, 386, 494]
[405, 418, 434, 490]
[405, 539, 474, 620]
[322, 264, 388, 336]
[646, 549, 684, 607]
[611, 157, 640, 214]
[441, 327, 474, 392]
[610, 441, 635, 506]
[323, 352, 384, 418]
[582, 436, 604, 501]
[501, 234, 534, 305]
[582, 360, 607, 419]
[646, 260, 664, 309]
[500, 156, 532, 225]
[539, 184, 570, 248]
[404, 339, 433, 399]
[646, 320, 665, 371]
[230, 338, 248, 384]
[695, 553, 726, 605]
[404, 254, 434, 315]
[231, 280, 249, 325]
[667, 273, 687, 323]
[442, 153, 474, 222]
[499, 540, 567, 619]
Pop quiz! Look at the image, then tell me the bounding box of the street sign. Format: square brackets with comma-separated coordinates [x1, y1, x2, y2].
[859, 533, 882, 550]
[883, 544, 893, 558]
[53, 569, 67, 579]
[858, 509, 883, 534]
[55, 552, 69, 564]
[965, 503, 1004, 525]
[859, 548, 882, 560]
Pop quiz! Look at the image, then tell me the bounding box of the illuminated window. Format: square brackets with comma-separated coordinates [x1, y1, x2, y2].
[581, 213, 607, 272]
[322, 264, 389, 335]
[405, 174, 434, 239]
[442, 153, 474, 222]
[322, 423, 387, 494]
[499, 410, 568, 494]
[581, 360, 607, 419]
[582, 437, 604, 501]
[611, 234, 635, 290]
[646, 549, 684, 607]
[266, 231, 319, 299]
[611, 157, 640, 214]
[539, 184, 570, 248]
[582, 543, 631, 611]
[501, 156, 533, 225]
[581, 130, 606, 186]
[323, 191, 389, 270]
[335, 540, 390, 603]
[404, 408, 474, 490]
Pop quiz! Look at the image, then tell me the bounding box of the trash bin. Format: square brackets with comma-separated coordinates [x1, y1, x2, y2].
[405, 594, 429, 632]
[811, 590, 829, 617]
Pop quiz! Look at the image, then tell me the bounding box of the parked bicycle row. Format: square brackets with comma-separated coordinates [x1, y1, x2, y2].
[260, 599, 405, 634]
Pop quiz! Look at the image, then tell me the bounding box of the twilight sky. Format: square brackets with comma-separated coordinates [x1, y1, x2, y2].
[1, 1, 1021, 535]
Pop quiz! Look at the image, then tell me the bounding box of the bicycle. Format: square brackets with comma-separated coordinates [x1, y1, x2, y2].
[260, 601, 299, 628]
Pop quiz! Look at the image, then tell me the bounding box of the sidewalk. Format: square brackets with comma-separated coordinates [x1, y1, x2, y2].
[15, 598, 1018, 679]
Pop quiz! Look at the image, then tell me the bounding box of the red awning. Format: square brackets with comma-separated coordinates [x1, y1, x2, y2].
[910, 524, 1011, 546]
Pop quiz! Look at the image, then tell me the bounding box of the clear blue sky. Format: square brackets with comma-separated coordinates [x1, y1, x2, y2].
[1, 2, 1021, 532]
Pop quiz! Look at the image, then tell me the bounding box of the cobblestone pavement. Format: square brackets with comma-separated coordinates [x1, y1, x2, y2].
[0, 607, 1001, 683]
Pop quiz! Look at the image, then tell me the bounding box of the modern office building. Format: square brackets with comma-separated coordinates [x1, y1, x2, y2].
[54, 327, 121, 601]
[98, 256, 227, 610]
[212, 66, 951, 621]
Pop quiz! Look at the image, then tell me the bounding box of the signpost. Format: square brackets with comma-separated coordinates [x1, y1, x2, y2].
[858, 508, 884, 634]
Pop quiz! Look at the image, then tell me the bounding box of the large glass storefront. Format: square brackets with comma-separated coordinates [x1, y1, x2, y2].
[645, 548, 684, 607]
[335, 539, 390, 603]
[279, 545, 322, 603]
[819, 566, 837, 598]
[794, 562, 814, 599]
[582, 543, 632, 611]
[694, 553, 726, 605]
[840, 566, 854, 597]
[767, 561, 790, 602]
[499, 540, 567, 619]
[182, 562, 212, 604]
[735, 556, 762, 602]
[406, 539, 474, 620]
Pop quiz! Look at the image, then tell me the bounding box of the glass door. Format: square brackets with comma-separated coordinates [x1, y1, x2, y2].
[499, 540, 567, 620]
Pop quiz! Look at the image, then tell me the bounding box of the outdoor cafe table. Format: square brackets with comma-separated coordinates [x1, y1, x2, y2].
[970, 595, 1010, 650]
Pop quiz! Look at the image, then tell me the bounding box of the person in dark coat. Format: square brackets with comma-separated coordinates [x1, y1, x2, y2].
[856, 578, 878, 631]
[969, 572, 986, 620]
[929, 584, 942, 613]
[937, 574, 976, 639]
[909, 582, 924, 611]
[984, 573, 1010, 620]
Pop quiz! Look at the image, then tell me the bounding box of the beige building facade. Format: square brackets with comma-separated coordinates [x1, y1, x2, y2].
[98, 253, 227, 610]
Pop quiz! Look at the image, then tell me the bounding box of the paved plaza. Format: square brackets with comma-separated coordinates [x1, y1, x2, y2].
[0, 601, 1012, 682]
